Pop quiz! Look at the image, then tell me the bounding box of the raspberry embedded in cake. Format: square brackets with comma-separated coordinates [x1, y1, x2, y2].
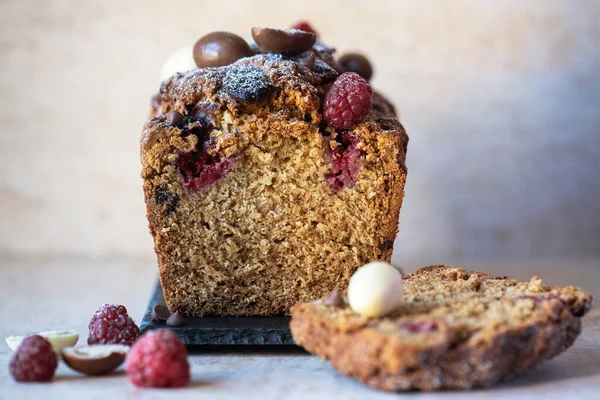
[176, 144, 233, 192]
[326, 133, 364, 191]
[398, 320, 437, 334]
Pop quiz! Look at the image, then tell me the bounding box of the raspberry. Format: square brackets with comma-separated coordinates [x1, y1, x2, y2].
[326, 133, 364, 190]
[9, 335, 58, 382]
[323, 72, 373, 130]
[126, 330, 190, 388]
[290, 21, 317, 35]
[176, 145, 233, 192]
[88, 304, 140, 346]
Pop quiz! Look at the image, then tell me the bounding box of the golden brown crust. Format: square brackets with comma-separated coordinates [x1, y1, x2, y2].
[141, 49, 408, 316]
[290, 265, 593, 391]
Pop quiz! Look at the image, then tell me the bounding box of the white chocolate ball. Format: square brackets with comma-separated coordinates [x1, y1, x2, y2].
[160, 44, 197, 81]
[348, 261, 404, 317]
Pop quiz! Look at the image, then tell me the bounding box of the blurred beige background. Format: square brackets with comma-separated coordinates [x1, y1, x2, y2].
[1, 0, 599, 264]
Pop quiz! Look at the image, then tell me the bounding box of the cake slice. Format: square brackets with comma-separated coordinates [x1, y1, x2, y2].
[141, 29, 408, 316]
[290, 265, 592, 391]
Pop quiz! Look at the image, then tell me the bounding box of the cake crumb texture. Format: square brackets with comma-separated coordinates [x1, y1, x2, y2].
[141, 50, 408, 316]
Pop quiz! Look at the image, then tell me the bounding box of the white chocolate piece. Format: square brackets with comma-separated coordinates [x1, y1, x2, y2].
[160, 44, 197, 81]
[6, 329, 79, 355]
[348, 261, 404, 317]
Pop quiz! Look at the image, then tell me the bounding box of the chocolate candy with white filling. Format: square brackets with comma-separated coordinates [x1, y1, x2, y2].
[338, 53, 373, 81]
[251, 26, 316, 55]
[193, 32, 252, 68]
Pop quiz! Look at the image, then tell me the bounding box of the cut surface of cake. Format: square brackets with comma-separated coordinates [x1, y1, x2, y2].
[290, 265, 593, 391]
[141, 28, 408, 316]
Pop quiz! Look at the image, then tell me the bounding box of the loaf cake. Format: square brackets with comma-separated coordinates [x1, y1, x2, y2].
[290, 265, 593, 391]
[141, 25, 408, 316]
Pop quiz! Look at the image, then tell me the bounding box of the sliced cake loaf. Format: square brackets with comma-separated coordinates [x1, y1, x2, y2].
[141, 28, 408, 316]
[290, 265, 592, 391]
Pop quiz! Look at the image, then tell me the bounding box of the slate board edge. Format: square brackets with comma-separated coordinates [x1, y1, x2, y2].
[140, 279, 296, 346]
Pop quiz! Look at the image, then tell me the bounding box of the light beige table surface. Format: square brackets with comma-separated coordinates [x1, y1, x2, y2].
[0, 257, 598, 400]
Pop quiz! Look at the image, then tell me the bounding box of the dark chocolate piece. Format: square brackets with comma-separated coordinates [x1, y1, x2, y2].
[166, 110, 184, 126]
[139, 281, 295, 345]
[339, 53, 373, 81]
[166, 311, 186, 327]
[151, 304, 171, 322]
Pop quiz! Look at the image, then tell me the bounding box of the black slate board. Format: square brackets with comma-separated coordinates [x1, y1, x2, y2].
[139, 280, 295, 346]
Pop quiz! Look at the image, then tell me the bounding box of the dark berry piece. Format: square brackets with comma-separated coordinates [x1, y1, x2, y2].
[88, 304, 140, 346]
[155, 187, 170, 205]
[126, 330, 190, 388]
[338, 53, 373, 81]
[166, 110, 183, 126]
[323, 72, 373, 130]
[9, 335, 58, 382]
[193, 32, 252, 68]
[154, 187, 179, 214]
[290, 21, 318, 35]
[222, 65, 273, 103]
[166, 194, 179, 213]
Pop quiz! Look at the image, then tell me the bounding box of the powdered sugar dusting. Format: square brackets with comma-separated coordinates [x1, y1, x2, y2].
[222, 65, 273, 102]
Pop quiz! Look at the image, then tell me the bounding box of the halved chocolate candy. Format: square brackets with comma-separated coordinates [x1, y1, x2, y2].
[251, 27, 316, 55]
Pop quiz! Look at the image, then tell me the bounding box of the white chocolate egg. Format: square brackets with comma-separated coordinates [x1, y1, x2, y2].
[348, 261, 403, 317]
[160, 44, 197, 81]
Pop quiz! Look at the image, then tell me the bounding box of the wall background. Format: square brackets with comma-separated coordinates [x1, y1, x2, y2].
[1, 0, 599, 264]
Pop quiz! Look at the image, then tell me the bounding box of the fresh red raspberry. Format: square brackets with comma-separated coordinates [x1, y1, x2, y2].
[290, 21, 317, 35]
[9, 335, 58, 382]
[323, 72, 373, 130]
[88, 304, 140, 346]
[126, 330, 190, 388]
